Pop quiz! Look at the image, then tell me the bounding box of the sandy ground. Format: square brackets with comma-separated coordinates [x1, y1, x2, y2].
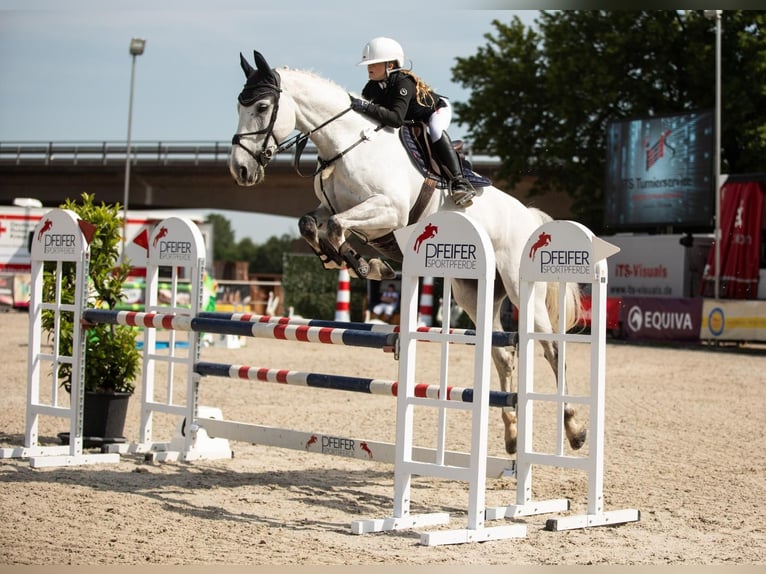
[0, 309, 764, 566]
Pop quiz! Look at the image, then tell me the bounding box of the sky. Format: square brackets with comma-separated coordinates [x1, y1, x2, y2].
[0, 1, 540, 243]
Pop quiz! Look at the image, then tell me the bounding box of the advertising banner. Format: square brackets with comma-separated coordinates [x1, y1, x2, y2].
[619, 297, 703, 342]
[700, 299, 766, 342]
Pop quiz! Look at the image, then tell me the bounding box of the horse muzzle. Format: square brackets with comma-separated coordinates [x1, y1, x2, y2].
[228, 155, 265, 186]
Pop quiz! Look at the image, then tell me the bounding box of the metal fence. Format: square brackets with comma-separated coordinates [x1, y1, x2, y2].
[0, 140, 494, 167]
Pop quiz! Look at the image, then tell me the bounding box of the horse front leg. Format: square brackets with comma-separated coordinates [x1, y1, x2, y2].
[325, 196, 402, 281]
[298, 207, 344, 270]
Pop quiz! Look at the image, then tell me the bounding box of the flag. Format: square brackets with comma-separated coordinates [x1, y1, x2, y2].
[701, 180, 763, 298]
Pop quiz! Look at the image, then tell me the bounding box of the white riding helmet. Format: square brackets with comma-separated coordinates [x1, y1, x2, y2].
[357, 37, 405, 68]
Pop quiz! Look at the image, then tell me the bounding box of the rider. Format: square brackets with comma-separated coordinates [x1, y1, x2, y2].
[349, 37, 476, 208]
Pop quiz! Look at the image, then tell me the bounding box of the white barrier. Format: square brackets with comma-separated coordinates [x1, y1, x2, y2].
[0, 209, 119, 467]
[3, 209, 639, 544]
[351, 211, 525, 545]
[498, 221, 640, 531]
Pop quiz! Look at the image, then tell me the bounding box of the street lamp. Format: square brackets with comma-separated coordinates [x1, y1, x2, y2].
[704, 10, 722, 299]
[122, 37, 146, 262]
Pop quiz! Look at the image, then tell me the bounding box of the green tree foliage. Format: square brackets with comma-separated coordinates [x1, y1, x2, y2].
[282, 254, 366, 320]
[205, 213, 297, 274]
[452, 10, 766, 232]
[250, 234, 297, 274]
[207, 213, 238, 261]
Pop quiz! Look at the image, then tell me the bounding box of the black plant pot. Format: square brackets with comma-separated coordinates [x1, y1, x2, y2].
[83, 391, 132, 439]
[59, 391, 132, 448]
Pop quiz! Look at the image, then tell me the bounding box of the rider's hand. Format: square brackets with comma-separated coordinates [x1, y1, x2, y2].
[350, 97, 370, 112]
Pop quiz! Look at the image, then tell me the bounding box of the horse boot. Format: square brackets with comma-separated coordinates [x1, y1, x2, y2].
[431, 132, 476, 208]
[338, 241, 370, 278]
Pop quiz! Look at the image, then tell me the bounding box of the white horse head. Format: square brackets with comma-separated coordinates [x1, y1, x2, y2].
[230, 51, 298, 185]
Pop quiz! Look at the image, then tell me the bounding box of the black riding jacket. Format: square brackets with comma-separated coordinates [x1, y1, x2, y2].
[361, 70, 445, 128]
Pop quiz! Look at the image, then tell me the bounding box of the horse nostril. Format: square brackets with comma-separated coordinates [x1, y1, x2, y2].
[239, 166, 248, 181]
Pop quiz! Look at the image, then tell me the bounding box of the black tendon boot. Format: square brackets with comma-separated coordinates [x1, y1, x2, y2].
[431, 133, 476, 207]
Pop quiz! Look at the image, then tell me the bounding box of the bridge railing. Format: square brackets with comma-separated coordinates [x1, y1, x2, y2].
[0, 141, 236, 166]
[0, 140, 498, 167]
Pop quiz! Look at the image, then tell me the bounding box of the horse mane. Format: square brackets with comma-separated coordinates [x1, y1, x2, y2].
[278, 66, 356, 98]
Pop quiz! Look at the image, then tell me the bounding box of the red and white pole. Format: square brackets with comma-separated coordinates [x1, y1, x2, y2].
[335, 267, 351, 322]
[418, 276, 434, 327]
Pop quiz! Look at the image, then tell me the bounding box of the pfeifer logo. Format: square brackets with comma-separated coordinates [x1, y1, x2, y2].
[153, 225, 169, 247]
[153, 223, 193, 261]
[529, 229, 591, 275]
[38, 218, 77, 255]
[37, 218, 53, 241]
[414, 222, 438, 253]
[528, 231, 552, 260]
[415, 220, 478, 271]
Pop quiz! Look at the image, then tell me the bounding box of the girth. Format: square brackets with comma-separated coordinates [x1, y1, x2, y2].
[367, 176, 437, 262]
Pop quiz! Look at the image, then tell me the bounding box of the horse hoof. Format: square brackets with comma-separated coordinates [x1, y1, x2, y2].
[505, 438, 517, 455]
[568, 429, 587, 450]
[371, 259, 396, 280]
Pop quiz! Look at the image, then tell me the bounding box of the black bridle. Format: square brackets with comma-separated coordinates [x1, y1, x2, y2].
[231, 80, 384, 178]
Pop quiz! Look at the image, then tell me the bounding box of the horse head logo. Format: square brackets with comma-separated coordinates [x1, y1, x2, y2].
[37, 218, 53, 241]
[414, 223, 438, 253]
[529, 231, 552, 260]
[153, 226, 169, 247]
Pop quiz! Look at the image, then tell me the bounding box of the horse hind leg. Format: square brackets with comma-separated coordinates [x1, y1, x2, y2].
[494, 344, 518, 455]
[453, 278, 520, 455]
[539, 339, 587, 450]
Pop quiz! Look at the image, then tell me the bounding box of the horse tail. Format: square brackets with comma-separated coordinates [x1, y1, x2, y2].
[545, 282, 583, 332]
[528, 206, 584, 332]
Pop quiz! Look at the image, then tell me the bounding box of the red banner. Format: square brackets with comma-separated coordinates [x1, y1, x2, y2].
[702, 180, 763, 299]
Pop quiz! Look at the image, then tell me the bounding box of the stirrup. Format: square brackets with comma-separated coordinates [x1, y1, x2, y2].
[449, 177, 476, 207]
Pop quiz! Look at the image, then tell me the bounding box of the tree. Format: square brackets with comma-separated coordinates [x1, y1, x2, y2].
[206, 213, 238, 261]
[452, 10, 766, 232]
[250, 234, 296, 274]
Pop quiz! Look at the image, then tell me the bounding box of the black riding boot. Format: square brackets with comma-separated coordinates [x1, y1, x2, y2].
[431, 132, 476, 207]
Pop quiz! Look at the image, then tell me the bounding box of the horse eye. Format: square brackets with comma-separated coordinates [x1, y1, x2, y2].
[256, 102, 270, 113]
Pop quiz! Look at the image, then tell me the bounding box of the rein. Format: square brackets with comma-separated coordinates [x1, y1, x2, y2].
[232, 101, 384, 178]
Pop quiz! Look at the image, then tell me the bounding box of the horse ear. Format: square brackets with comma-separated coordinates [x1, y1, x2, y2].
[253, 50, 271, 74]
[239, 52, 255, 78]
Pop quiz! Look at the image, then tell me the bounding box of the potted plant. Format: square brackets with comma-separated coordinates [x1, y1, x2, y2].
[41, 193, 141, 445]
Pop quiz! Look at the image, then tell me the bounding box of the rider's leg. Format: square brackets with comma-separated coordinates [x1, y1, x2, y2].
[428, 102, 475, 207]
[430, 132, 476, 207]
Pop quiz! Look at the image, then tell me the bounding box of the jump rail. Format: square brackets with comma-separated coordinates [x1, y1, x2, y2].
[194, 361, 517, 408]
[198, 312, 519, 348]
[83, 309, 398, 350]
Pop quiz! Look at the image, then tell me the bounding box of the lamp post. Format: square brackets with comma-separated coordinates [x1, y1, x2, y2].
[704, 10, 722, 299]
[122, 37, 146, 262]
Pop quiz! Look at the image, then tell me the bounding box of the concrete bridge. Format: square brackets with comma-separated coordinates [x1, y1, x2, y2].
[0, 140, 509, 216]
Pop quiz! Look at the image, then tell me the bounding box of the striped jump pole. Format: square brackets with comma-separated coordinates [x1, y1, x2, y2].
[197, 312, 518, 348]
[82, 309, 398, 351]
[194, 362, 517, 409]
[334, 267, 351, 322]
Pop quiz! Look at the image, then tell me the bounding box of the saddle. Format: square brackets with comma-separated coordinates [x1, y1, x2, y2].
[399, 123, 492, 189]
